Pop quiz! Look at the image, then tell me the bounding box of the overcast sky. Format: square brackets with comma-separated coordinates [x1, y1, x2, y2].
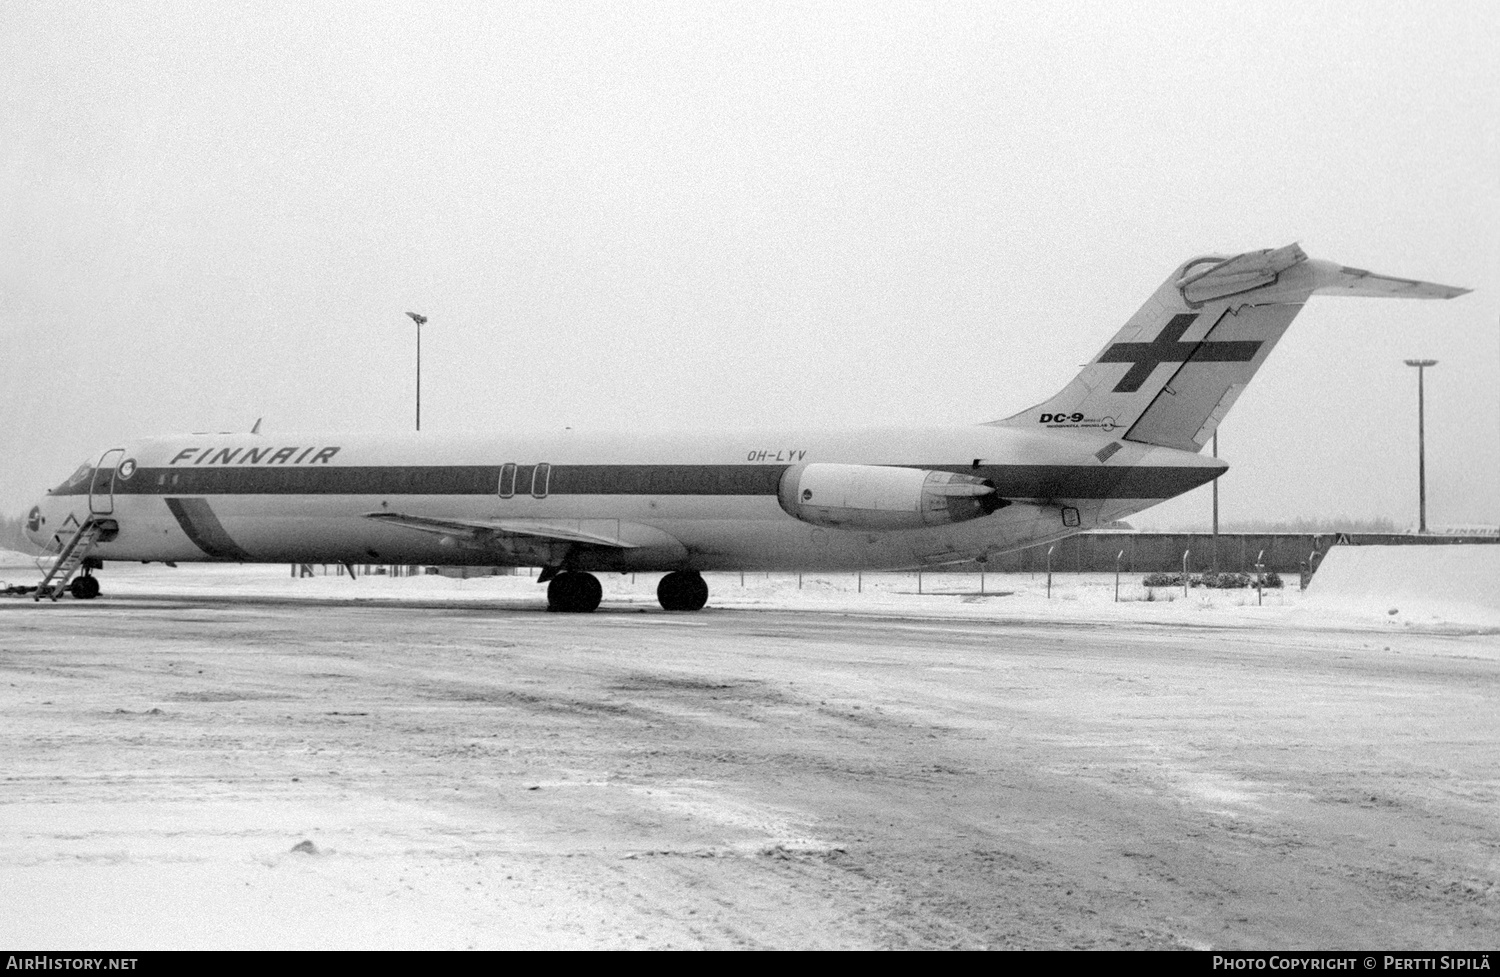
[3, 1, 1496, 530]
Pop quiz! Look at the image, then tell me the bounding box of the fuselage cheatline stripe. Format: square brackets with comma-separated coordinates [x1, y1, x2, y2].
[55, 462, 1213, 502]
[164, 497, 254, 561]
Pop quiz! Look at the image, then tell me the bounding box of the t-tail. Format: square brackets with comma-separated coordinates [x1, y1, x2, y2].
[991, 243, 1469, 450]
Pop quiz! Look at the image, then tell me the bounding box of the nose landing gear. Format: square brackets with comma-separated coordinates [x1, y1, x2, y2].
[68, 571, 100, 600]
[657, 570, 708, 611]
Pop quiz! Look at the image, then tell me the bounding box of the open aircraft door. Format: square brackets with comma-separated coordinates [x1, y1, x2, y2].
[89, 448, 125, 515]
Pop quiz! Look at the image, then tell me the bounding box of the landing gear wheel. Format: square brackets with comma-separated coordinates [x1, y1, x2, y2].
[69, 575, 100, 600]
[546, 571, 602, 613]
[657, 570, 708, 611]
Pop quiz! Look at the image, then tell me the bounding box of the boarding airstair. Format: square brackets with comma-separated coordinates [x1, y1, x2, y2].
[34, 516, 115, 601]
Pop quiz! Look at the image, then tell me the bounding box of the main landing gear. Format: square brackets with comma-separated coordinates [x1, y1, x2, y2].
[542, 569, 711, 613]
[657, 570, 708, 612]
[546, 571, 603, 613]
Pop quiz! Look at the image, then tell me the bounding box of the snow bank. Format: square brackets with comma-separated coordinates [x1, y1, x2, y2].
[1303, 545, 1500, 627]
[0, 548, 42, 568]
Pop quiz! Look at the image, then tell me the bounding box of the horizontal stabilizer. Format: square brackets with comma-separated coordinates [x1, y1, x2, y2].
[1178, 243, 1307, 304]
[1309, 265, 1471, 300]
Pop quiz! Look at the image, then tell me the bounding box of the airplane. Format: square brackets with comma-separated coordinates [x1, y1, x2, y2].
[24, 243, 1468, 611]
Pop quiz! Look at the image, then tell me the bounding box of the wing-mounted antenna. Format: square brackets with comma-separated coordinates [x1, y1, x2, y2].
[251, 417, 264, 435]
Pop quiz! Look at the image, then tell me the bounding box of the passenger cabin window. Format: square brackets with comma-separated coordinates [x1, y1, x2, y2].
[498, 462, 516, 498]
[532, 463, 550, 499]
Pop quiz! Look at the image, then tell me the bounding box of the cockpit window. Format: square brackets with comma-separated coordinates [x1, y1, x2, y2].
[54, 462, 93, 493]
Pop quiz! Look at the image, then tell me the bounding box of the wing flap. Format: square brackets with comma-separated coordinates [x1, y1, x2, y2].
[364, 511, 637, 548]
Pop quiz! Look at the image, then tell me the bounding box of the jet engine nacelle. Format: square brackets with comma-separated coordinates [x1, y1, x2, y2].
[777, 463, 1005, 531]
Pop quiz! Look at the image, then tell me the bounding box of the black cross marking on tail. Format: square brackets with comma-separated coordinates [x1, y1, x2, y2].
[1099, 313, 1263, 393]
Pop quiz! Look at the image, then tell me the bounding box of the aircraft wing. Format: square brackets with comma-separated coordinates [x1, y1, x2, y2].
[364, 511, 637, 548]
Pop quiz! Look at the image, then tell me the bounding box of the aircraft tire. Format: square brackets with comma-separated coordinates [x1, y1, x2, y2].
[547, 571, 602, 613]
[657, 571, 708, 612]
[69, 575, 100, 600]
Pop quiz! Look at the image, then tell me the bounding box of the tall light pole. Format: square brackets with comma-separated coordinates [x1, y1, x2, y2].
[1211, 430, 1219, 572]
[1404, 359, 1437, 534]
[406, 312, 427, 431]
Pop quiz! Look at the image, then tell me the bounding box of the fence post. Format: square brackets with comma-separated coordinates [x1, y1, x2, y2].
[1182, 549, 1190, 598]
[1255, 549, 1265, 606]
[1115, 550, 1124, 602]
[1046, 546, 1055, 598]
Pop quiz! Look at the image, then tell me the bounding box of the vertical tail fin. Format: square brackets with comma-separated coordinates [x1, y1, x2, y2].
[991, 244, 1469, 451]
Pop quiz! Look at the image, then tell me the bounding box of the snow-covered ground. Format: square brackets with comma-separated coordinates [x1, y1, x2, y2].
[4, 550, 1498, 948]
[6, 549, 1494, 631]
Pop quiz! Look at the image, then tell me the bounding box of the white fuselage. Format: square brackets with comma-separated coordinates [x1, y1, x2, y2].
[27, 424, 1223, 572]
